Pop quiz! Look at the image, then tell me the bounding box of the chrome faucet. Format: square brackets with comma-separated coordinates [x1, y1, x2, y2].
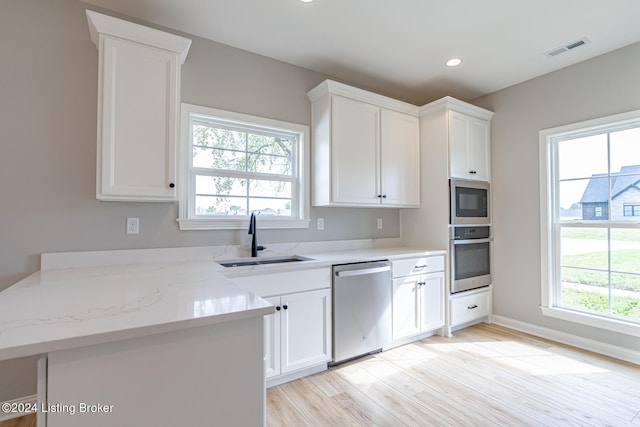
[248, 212, 265, 257]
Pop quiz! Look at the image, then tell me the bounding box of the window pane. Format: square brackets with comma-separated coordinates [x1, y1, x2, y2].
[610, 127, 640, 173]
[193, 147, 246, 171]
[195, 175, 246, 197]
[611, 172, 640, 221]
[249, 179, 291, 198]
[195, 195, 246, 216]
[193, 124, 245, 151]
[559, 178, 604, 220]
[610, 229, 640, 276]
[609, 273, 640, 322]
[246, 152, 292, 175]
[561, 227, 608, 271]
[560, 269, 610, 314]
[249, 198, 291, 216]
[247, 133, 293, 157]
[558, 134, 608, 180]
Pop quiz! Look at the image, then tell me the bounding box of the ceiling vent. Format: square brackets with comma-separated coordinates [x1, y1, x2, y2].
[545, 37, 591, 57]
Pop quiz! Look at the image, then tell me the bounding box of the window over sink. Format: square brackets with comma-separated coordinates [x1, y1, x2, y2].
[178, 103, 310, 230]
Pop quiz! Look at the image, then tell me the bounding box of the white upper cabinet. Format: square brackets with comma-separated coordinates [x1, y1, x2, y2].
[86, 11, 191, 202]
[449, 110, 491, 182]
[419, 97, 493, 183]
[308, 80, 420, 208]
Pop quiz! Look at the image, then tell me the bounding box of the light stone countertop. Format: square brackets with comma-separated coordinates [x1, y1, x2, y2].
[0, 244, 445, 361]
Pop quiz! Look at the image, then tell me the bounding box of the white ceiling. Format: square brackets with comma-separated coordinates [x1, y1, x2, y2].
[83, 0, 640, 105]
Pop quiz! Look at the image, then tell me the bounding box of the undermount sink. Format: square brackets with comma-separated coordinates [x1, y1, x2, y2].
[217, 255, 313, 268]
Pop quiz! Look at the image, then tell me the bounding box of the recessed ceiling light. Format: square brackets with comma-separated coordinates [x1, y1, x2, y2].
[445, 58, 463, 67]
[300, 0, 314, 2]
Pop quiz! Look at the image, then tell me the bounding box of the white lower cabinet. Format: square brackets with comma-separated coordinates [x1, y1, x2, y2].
[264, 289, 331, 381]
[228, 267, 332, 386]
[391, 256, 445, 343]
[392, 272, 445, 341]
[450, 287, 491, 327]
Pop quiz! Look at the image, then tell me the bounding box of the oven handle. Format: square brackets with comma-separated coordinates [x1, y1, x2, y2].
[452, 238, 493, 245]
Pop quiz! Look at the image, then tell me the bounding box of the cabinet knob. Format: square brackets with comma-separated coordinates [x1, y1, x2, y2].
[282, 304, 288, 310]
[467, 304, 478, 310]
[382, 194, 387, 198]
[276, 306, 281, 311]
[169, 182, 175, 188]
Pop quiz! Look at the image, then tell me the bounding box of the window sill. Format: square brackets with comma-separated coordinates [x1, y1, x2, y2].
[178, 218, 311, 231]
[540, 306, 640, 337]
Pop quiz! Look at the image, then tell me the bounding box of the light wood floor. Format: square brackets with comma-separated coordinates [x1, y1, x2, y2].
[3, 323, 639, 427]
[267, 323, 640, 426]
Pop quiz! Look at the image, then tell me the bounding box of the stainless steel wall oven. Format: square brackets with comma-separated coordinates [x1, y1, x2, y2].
[450, 226, 492, 293]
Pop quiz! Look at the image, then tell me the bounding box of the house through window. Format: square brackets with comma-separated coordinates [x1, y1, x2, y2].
[178, 104, 310, 230]
[539, 111, 640, 333]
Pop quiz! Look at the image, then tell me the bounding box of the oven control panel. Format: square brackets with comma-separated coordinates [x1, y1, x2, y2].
[451, 226, 490, 240]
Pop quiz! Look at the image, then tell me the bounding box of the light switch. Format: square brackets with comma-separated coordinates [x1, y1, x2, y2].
[317, 218, 325, 231]
[377, 218, 383, 230]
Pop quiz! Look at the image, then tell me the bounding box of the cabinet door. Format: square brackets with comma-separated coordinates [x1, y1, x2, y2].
[98, 36, 178, 201]
[330, 95, 380, 205]
[448, 111, 490, 181]
[419, 272, 445, 331]
[280, 289, 331, 374]
[392, 276, 421, 340]
[468, 117, 491, 181]
[263, 296, 281, 379]
[380, 109, 420, 207]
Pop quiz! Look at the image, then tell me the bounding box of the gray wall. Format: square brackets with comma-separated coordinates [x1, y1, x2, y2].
[0, 0, 399, 401]
[473, 42, 640, 353]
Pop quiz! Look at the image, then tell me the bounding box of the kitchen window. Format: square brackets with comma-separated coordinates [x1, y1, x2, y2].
[178, 103, 310, 230]
[539, 110, 640, 336]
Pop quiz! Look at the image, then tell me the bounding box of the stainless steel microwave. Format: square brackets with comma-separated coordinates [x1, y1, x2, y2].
[450, 179, 490, 225]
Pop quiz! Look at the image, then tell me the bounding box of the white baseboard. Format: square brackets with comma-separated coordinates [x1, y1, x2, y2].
[0, 394, 37, 421]
[491, 314, 640, 365]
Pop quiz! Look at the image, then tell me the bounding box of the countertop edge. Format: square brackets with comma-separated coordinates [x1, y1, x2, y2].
[0, 305, 274, 362]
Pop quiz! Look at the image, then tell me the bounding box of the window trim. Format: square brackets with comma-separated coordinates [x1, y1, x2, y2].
[178, 103, 310, 230]
[539, 109, 640, 337]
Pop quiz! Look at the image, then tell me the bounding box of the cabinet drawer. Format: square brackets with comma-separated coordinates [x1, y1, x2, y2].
[229, 268, 331, 297]
[451, 289, 491, 326]
[392, 256, 444, 278]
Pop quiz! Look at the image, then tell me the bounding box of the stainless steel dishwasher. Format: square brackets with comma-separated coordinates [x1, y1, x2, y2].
[331, 260, 392, 364]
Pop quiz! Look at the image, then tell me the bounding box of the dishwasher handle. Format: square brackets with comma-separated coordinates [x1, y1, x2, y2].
[335, 265, 391, 278]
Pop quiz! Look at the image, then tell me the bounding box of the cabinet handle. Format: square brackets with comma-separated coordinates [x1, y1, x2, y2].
[413, 265, 428, 270]
[469, 171, 476, 175]
[382, 194, 387, 198]
[467, 304, 478, 310]
[169, 182, 175, 188]
[417, 281, 426, 286]
[275, 306, 281, 311]
[282, 305, 288, 310]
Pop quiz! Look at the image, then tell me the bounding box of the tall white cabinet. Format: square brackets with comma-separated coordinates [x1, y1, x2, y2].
[308, 80, 420, 208]
[401, 97, 494, 335]
[86, 11, 191, 202]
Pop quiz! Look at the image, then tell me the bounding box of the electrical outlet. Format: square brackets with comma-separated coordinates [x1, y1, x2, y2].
[377, 218, 383, 230]
[317, 218, 325, 231]
[126, 217, 139, 234]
